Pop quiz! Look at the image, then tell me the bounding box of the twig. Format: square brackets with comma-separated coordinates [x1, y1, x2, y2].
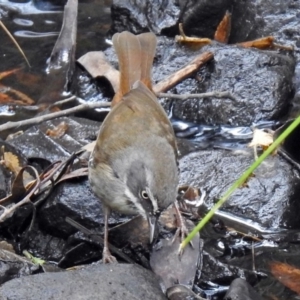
[153, 51, 214, 93]
[0, 102, 110, 133]
[65, 217, 136, 264]
[0, 21, 31, 68]
[50, 95, 77, 107]
[0, 166, 40, 222]
[157, 91, 236, 101]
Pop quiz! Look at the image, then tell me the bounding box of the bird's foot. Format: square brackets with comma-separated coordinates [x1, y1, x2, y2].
[102, 247, 117, 264]
[172, 202, 194, 257]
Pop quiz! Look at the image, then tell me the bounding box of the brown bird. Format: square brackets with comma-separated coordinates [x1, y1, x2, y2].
[88, 31, 179, 263]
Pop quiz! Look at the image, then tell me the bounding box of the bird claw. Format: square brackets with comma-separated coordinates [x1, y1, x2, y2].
[172, 202, 194, 258]
[102, 247, 117, 264]
[172, 222, 194, 249]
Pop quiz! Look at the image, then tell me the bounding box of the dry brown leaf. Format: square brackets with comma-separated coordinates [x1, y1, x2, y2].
[238, 36, 275, 49]
[77, 51, 120, 93]
[175, 23, 211, 49]
[214, 11, 231, 43]
[0, 68, 21, 81]
[0, 84, 35, 105]
[55, 167, 88, 185]
[270, 261, 300, 295]
[46, 121, 69, 138]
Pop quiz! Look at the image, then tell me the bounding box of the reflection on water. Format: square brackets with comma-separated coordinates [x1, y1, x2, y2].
[0, 0, 111, 117]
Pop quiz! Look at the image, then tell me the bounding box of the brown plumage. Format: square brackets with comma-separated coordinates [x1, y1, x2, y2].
[89, 31, 178, 263]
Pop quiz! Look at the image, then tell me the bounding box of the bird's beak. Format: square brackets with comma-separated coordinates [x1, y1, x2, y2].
[147, 214, 158, 244]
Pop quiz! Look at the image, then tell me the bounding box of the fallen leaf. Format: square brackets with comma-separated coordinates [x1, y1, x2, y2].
[55, 167, 88, 185]
[175, 23, 211, 49]
[0, 84, 35, 105]
[77, 51, 120, 93]
[238, 36, 275, 49]
[270, 261, 300, 295]
[0, 68, 21, 81]
[46, 121, 68, 138]
[214, 11, 231, 43]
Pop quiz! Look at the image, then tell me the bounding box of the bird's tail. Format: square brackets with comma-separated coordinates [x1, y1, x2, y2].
[111, 31, 157, 106]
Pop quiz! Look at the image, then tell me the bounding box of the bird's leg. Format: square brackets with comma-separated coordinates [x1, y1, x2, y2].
[102, 205, 117, 263]
[172, 201, 194, 252]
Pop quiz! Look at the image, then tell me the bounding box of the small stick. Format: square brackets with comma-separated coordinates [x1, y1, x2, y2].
[0, 101, 110, 133]
[0, 21, 31, 68]
[49, 95, 77, 107]
[65, 217, 136, 264]
[157, 90, 236, 101]
[153, 51, 214, 93]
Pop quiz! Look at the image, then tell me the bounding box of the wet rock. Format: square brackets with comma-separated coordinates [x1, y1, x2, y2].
[23, 223, 68, 262]
[250, 0, 300, 93]
[199, 250, 259, 286]
[58, 235, 101, 268]
[0, 247, 39, 285]
[8, 126, 70, 162]
[169, 44, 295, 125]
[7, 116, 100, 162]
[110, 0, 180, 35]
[38, 179, 103, 237]
[229, 0, 265, 44]
[38, 116, 100, 153]
[182, 0, 234, 38]
[179, 147, 300, 229]
[224, 278, 263, 300]
[38, 178, 128, 238]
[0, 263, 167, 300]
[254, 0, 300, 51]
[109, 0, 260, 42]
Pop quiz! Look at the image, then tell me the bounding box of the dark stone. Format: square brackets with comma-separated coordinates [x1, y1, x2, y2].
[0, 249, 39, 285]
[38, 178, 129, 238]
[38, 179, 103, 238]
[0, 263, 167, 300]
[164, 43, 295, 126]
[179, 147, 300, 229]
[23, 223, 68, 262]
[199, 251, 259, 285]
[182, 0, 234, 38]
[8, 127, 70, 162]
[7, 117, 101, 162]
[110, 0, 180, 35]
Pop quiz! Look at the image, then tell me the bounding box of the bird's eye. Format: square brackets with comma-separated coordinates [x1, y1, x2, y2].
[141, 190, 149, 199]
